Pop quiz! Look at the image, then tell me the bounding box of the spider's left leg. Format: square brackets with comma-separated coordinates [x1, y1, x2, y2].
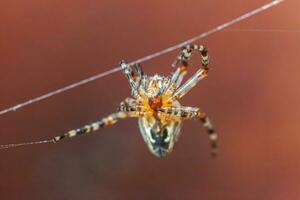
[133, 63, 144, 79]
[120, 60, 142, 97]
[53, 111, 140, 142]
[159, 106, 217, 156]
[118, 97, 146, 114]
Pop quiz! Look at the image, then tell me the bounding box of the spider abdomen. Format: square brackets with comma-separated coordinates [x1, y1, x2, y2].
[138, 101, 182, 157]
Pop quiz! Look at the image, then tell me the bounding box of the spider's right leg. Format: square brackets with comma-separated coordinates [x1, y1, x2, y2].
[172, 44, 209, 69]
[166, 44, 209, 96]
[166, 47, 192, 94]
[53, 111, 140, 142]
[159, 106, 217, 156]
[197, 112, 218, 156]
[165, 63, 188, 95]
[170, 57, 189, 86]
[170, 45, 210, 100]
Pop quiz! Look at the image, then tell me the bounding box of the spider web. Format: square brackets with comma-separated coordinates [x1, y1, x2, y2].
[0, 0, 285, 118]
[227, 28, 300, 33]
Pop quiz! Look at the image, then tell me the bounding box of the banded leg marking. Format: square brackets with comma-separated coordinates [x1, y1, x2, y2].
[134, 63, 144, 80]
[172, 44, 209, 69]
[159, 106, 218, 156]
[171, 67, 208, 100]
[166, 66, 188, 95]
[120, 60, 139, 97]
[168, 44, 210, 100]
[158, 106, 199, 118]
[118, 98, 149, 115]
[198, 112, 218, 156]
[53, 112, 132, 142]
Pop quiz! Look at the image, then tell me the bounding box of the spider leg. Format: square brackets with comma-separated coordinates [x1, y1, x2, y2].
[134, 63, 144, 79]
[165, 65, 188, 95]
[169, 44, 210, 100]
[53, 111, 140, 142]
[118, 97, 147, 114]
[159, 106, 217, 156]
[198, 112, 218, 156]
[118, 98, 136, 111]
[172, 44, 209, 69]
[171, 67, 208, 100]
[120, 60, 140, 97]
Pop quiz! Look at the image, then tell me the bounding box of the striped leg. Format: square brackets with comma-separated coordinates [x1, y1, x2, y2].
[198, 112, 218, 156]
[165, 66, 188, 96]
[134, 63, 144, 79]
[171, 67, 208, 100]
[172, 44, 209, 69]
[169, 44, 210, 100]
[53, 111, 136, 142]
[158, 106, 199, 118]
[118, 97, 149, 115]
[118, 98, 136, 111]
[170, 52, 189, 88]
[120, 60, 140, 97]
[159, 106, 217, 156]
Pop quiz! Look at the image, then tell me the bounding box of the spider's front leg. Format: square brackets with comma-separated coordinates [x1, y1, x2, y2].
[168, 44, 210, 99]
[53, 111, 140, 142]
[159, 106, 217, 156]
[172, 44, 209, 69]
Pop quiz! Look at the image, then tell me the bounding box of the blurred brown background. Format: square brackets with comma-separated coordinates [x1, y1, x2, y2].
[0, 0, 299, 199]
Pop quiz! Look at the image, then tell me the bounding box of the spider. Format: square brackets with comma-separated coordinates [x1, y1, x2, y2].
[53, 44, 217, 157]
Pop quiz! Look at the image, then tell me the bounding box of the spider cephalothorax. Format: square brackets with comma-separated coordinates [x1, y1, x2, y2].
[53, 44, 217, 158]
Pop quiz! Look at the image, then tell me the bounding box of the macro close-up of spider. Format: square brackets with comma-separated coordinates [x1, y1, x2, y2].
[1, 0, 300, 199]
[52, 44, 217, 157]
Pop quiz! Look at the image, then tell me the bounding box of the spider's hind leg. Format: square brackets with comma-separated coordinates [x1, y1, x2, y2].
[159, 106, 217, 156]
[198, 112, 218, 156]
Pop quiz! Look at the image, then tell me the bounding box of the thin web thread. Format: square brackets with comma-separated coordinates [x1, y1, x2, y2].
[227, 28, 300, 33]
[0, 139, 55, 150]
[0, 0, 284, 118]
